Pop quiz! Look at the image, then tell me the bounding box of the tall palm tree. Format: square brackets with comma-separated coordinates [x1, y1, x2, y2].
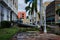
[25, 0, 38, 25]
[25, 0, 37, 13]
[56, 9, 60, 15]
[25, 0, 47, 33]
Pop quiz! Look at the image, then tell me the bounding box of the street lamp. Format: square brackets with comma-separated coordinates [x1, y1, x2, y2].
[40, 0, 47, 33]
[40, 0, 43, 26]
[43, 6, 47, 33]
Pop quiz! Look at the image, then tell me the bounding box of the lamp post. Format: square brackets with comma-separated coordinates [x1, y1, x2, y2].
[40, 0, 47, 33]
[43, 5, 47, 33]
[40, 0, 43, 27]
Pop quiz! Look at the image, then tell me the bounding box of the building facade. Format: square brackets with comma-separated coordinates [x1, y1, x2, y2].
[18, 11, 26, 19]
[18, 11, 26, 24]
[0, 0, 18, 22]
[46, 1, 60, 26]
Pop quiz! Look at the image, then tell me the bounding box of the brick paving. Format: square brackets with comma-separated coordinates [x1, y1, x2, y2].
[11, 31, 60, 40]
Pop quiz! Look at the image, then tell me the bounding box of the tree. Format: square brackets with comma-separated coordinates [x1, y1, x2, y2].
[25, 0, 37, 13]
[56, 9, 60, 27]
[56, 9, 60, 16]
[37, 12, 40, 19]
[25, 0, 38, 25]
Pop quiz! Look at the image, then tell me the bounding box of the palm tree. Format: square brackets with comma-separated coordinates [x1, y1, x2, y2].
[56, 9, 60, 15]
[56, 9, 60, 26]
[25, 0, 38, 25]
[28, 0, 37, 13]
[25, 0, 47, 33]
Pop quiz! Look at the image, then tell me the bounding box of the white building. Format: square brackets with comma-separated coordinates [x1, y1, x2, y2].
[0, 0, 18, 22]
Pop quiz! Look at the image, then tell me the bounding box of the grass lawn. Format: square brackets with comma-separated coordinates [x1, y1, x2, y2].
[0, 27, 20, 40]
[0, 27, 39, 40]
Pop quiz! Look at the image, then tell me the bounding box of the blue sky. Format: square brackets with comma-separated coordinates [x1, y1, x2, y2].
[18, 0, 53, 16]
[18, 0, 26, 11]
[18, 0, 54, 16]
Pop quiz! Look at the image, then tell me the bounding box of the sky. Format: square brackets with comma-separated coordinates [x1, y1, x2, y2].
[18, 0, 54, 16]
[43, 0, 54, 2]
[18, 0, 26, 12]
[18, 0, 54, 11]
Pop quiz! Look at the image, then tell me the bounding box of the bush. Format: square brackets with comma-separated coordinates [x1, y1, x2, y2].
[56, 23, 60, 27]
[47, 27, 51, 31]
[19, 27, 40, 32]
[0, 21, 11, 28]
[46, 22, 51, 25]
[55, 32, 60, 35]
[47, 27, 55, 33]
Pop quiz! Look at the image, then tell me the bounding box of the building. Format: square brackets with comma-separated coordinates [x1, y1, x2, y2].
[0, 0, 18, 22]
[46, 1, 60, 27]
[18, 11, 26, 19]
[18, 11, 26, 24]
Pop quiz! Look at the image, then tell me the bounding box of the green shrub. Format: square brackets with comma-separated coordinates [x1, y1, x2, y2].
[0, 21, 11, 28]
[19, 27, 40, 32]
[56, 23, 60, 27]
[47, 27, 51, 31]
[46, 27, 55, 33]
[46, 22, 51, 25]
[54, 31, 60, 35]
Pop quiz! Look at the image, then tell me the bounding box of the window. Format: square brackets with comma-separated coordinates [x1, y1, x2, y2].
[13, 0, 14, 4]
[1, 6, 4, 21]
[0, 6, 1, 22]
[30, 20, 31, 22]
[22, 14, 24, 18]
[22, 15, 24, 17]
[57, 4, 60, 6]
[0, 6, 1, 15]
[10, 0, 12, 1]
[7, 10, 9, 21]
[59, 13, 60, 16]
[15, 3, 16, 8]
[22, 14, 24, 16]
[57, 4, 60, 9]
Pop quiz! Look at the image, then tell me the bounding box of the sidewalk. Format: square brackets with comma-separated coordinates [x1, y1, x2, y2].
[11, 31, 60, 40]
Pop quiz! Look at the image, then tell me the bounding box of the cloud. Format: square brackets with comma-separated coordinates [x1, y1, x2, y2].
[18, 0, 26, 11]
[43, 0, 54, 2]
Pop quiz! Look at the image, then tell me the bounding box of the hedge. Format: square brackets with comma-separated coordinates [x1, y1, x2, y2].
[0, 21, 11, 28]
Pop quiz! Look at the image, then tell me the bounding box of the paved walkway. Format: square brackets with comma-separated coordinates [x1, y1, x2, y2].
[11, 31, 60, 40]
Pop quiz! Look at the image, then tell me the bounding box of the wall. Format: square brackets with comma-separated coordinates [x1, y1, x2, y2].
[3, 0, 18, 14]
